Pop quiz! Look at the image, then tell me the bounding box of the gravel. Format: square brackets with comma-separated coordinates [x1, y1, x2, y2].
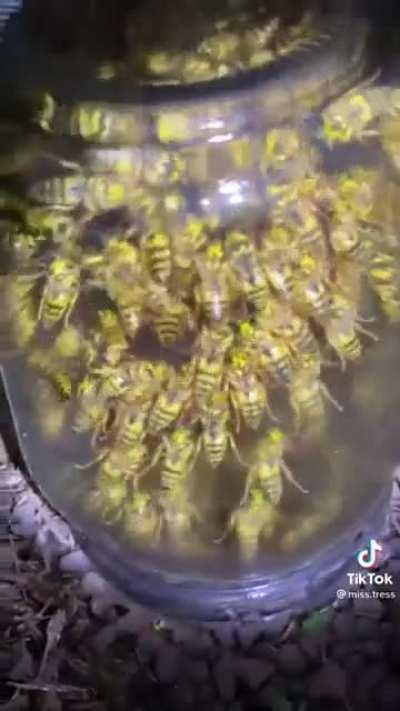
[332, 610, 356, 641]
[6, 458, 400, 710]
[353, 597, 385, 620]
[308, 662, 348, 702]
[154, 645, 181, 684]
[378, 676, 400, 711]
[355, 617, 381, 640]
[236, 657, 275, 689]
[276, 643, 308, 676]
[213, 653, 237, 702]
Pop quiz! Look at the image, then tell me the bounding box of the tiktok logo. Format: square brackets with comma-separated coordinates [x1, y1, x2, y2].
[357, 539, 384, 569]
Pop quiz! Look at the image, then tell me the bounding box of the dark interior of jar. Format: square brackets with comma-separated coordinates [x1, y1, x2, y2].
[21, 0, 315, 58]
[0, 0, 371, 108]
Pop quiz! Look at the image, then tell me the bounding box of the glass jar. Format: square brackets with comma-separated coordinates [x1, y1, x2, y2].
[0, 1, 396, 618]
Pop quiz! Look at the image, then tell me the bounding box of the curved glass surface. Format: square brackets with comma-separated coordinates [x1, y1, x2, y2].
[0, 1, 397, 616]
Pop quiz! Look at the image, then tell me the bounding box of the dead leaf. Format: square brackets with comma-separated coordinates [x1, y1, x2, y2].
[38, 609, 67, 679]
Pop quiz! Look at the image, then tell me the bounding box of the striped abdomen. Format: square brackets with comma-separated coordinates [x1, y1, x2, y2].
[241, 398, 265, 430]
[119, 413, 147, 446]
[195, 357, 224, 404]
[125, 444, 148, 478]
[154, 304, 186, 346]
[148, 392, 185, 434]
[236, 378, 266, 430]
[145, 233, 172, 283]
[259, 339, 292, 384]
[161, 448, 193, 491]
[203, 427, 227, 468]
[247, 280, 269, 311]
[327, 324, 362, 361]
[301, 278, 331, 316]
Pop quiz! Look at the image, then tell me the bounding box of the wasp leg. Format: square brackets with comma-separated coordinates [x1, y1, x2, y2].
[141, 440, 164, 475]
[355, 323, 379, 341]
[320, 381, 343, 411]
[228, 433, 248, 467]
[37, 285, 48, 323]
[75, 448, 109, 470]
[266, 398, 279, 423]
[239, 468, 255, 507]
[64, 292, 79, 327]
[228, 389, 241, 434]
[188, 437, 202, 475]
[281, 461, 309, 494]
[214, 511, 236, 544]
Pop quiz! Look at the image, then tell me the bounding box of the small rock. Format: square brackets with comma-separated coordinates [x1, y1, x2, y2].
[333, 592, 351, 611]
[154, 645, 181, 684]
[81, 572, 122, 612]
[237, 622, 264, 649]
[345, 652, 365, 675]
[214, 653, 237, 701]
[10, 515, 38, 538]
[260, 611, 292, 641]
[308, 662, 348, 701]
[381, 621, 394, 637]
[118, 606, 156, 633]
[285, 677, 306, 697]
[353, 597, 384, 620]
[364, 640, 385, 660]
[278, 619, 300, 643]
[250, 641, 277, 661]
[182, 659, 209, 684]
[168, 680, 196, 708]
[207, 622, 236, 647]
[332, 611, 355, 641]
[299, 636, 322, 662]
[378, 675, 400, 711]
[205, 645, 222, 664]
[229, 703, 244, 711]
[236, 658, 274, 690]
[183, 630, 215, 658]
[258, 684, 292, 709]
[196, 683, 217, 704]
[137, 629, 167, 657]
[34, 515, 76, 563]
[276, 643, 307, 676]
[162, 619, 200, 645]
[356, 617, 380, 640]
[330, 641, 354, 662]
[353, 662, 388, 709]
[59, 549, 92, 574]
[92, 622, 120, 654]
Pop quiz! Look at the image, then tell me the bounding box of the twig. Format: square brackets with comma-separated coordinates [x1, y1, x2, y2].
[7, 681, 92, 698]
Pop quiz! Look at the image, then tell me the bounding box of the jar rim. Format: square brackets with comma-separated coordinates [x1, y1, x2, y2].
[0, 14, 369, 112]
